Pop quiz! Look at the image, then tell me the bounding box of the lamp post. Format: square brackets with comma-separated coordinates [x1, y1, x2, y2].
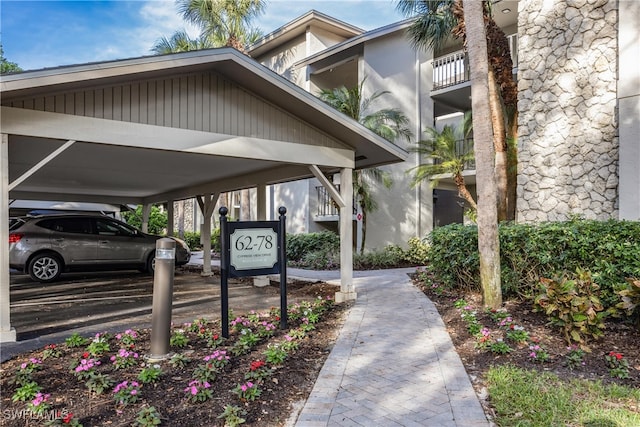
[149, 238, 176, 360]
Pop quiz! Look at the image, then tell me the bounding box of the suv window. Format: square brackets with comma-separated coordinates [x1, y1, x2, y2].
[95, 218, 137, 237]
[37, 218, 93, 234]
[9, 218, 25, 231]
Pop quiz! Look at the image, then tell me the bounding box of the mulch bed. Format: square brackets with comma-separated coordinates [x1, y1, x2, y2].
[0, 281, 351, 426]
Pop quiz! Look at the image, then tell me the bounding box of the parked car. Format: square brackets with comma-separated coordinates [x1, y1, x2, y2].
[9, 213, 191, 282]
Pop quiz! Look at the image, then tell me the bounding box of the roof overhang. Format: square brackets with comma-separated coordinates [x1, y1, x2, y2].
[292, 19, 415, 71]
[247, 10, 364, 58]
[1, 48, 407, 205]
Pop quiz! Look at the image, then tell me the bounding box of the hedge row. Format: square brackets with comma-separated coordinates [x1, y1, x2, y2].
[427, 219, 640, 308]
[183, 229, 221, 252]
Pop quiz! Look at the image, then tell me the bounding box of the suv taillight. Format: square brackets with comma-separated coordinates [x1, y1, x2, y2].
[9, 233, 23, 244]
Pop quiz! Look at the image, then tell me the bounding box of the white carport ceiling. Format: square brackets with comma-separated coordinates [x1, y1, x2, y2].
[1, 48, 407, 205]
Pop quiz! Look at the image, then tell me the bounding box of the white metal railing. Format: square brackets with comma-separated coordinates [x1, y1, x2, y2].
[432, 51, 469, 90]
[508, 33, 518, 70]
[432, 33, 518, 90]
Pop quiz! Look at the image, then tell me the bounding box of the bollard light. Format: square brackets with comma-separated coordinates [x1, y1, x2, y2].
[156, 247, 175, 260]
[149, 238, 176, 361]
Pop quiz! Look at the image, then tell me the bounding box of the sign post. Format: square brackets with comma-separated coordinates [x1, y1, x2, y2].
[219, 206, 287, 338]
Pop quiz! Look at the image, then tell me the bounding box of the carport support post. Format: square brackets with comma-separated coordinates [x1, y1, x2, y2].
[149, 238, 176, 360]
[336, 167, 356, 303]
[0, 134, 16, 342]
[253, 184, 269, 288]
[198, 193, 217, 277]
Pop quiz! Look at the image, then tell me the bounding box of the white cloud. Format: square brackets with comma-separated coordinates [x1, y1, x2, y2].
[134, 1, 201, 53]
[93, 0, 202, 61]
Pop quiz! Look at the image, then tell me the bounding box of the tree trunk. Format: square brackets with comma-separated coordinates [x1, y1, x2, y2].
[463, 0, 502, 309]
[506, 107, 519, 221]
[240, 189, 251, 220]
[486, 13, 518, 221]
[177, 199, 185, 239]
[454, 173, 477, 211]
[360, 207, 367, 254]
[488, 70, 508, 221]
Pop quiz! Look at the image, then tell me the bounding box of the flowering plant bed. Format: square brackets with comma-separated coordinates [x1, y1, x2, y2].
[413, 270, 640, 421]
[1, 282, 348, 426]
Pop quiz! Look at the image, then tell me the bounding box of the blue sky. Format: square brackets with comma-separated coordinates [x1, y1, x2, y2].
[1, 0, 406, 71]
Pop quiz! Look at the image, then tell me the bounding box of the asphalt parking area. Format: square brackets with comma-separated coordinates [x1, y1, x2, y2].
[8, 268, 288, 342]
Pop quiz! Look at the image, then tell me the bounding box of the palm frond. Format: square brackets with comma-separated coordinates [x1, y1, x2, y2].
[396, 0, 458, 51]
[176, 0, 265, 51]
[151, 30, 207, 54]
[408, 114, 474, 187]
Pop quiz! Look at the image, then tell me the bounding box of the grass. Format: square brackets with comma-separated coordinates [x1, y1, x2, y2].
[487, 365, 640, 426]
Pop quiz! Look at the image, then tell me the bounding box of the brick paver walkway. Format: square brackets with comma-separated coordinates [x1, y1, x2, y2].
[294, 269, 490, 427]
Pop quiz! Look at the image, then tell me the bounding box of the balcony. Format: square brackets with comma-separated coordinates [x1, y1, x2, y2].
[433, 34, 518, 91]
[315, 185, 357, 221]
[433, 51, 470, 91]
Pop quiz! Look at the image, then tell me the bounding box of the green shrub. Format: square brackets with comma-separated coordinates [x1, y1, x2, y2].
[613, 278, 640, 326]
[183, 229, 221, 252]
[353, 248, 404, 270]
[122, 205, 167, 235]
[286, 232, 426, 270]
[403, 237, 430, 265]
[295, 250, 340, 270]
[286, 232, 339, 262]
[428, 224, 479, 292]
[183, 231, 201, 250]
[427, 219, 640, 308]
[533, 268, 608, 346]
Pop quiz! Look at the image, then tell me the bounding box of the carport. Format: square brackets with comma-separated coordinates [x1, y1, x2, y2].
[0, 48, 407, 342]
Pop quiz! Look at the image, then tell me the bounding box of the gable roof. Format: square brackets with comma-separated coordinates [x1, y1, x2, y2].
[292, 18, 415, 70]
[1, 48, 407, 205]
[247, 10, 364, 58]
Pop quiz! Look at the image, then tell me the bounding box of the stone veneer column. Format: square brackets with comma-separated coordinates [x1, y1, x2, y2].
[516, 0, 619, 222]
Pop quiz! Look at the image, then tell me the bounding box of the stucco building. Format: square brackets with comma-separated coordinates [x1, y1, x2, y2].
[240, 0, 639, 252]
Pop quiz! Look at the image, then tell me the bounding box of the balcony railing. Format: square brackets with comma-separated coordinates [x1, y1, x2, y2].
[432, 34, 518, 91]
[433, 51, 469, 91]
[315, 185, 357, 217]
[432, 138, 476, 170]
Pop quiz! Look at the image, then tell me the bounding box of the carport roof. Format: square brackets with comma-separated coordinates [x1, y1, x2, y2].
[0, 48, 407, 205]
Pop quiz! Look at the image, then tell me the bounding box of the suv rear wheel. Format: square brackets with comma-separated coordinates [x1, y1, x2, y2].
[146, 251, 156, 274]
[28, 252, 63, 283]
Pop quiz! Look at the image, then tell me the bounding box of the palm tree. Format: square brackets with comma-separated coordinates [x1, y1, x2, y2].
[464, 0, 502, 309]
[176, 0, 265, 52]
[151, 30, 211, 54]
[408, 112, 477, 212]
[396, 0, 518, 221]
[151, 0, 266, 222]
[318, 78, 412, 252]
